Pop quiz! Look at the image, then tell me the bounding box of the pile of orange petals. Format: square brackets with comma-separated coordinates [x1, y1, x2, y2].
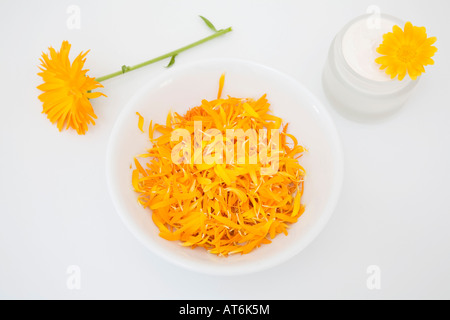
[132, 75, 306, 256]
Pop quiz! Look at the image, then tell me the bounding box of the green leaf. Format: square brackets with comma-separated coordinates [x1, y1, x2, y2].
[121, 65, 131, 73]
[165, 54, 177, 68]
[199, 15, 217, 32]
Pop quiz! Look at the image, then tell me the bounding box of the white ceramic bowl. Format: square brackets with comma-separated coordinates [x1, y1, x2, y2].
[106, 58, 344, 275]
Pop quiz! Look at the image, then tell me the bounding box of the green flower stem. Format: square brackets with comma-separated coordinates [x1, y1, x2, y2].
[95, 27, 232, 82]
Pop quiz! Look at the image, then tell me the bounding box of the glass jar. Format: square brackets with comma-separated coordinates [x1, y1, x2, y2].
[323, 13, 419, 119]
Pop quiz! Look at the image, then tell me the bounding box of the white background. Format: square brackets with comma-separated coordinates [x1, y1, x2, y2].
[1, 0, 449, 299]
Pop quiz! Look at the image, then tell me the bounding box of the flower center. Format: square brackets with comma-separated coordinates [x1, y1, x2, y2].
[397, 45, 417, 63]
[66, 80, 84, 99]
[69, 88, 83, 99]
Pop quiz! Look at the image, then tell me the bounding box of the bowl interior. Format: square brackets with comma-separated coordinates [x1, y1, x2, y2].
[106, 59, 343, 275]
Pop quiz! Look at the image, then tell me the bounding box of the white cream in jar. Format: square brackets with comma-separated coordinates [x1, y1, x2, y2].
[323, 14, 419, 119]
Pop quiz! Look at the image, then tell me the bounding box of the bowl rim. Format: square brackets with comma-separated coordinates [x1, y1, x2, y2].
[106, 57, 344, 276]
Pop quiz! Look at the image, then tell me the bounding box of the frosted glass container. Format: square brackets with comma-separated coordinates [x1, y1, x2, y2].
[323, 14, 419, 119]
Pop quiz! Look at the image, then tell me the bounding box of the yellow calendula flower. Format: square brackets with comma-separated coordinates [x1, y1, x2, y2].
[37, 41, 105, 135]
[36, 17, 232, 135]
[375, 22, 437, 81]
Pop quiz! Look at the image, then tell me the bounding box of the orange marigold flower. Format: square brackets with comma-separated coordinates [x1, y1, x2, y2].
[37, 41, 105, 135]
[375, 22, 437, 81]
